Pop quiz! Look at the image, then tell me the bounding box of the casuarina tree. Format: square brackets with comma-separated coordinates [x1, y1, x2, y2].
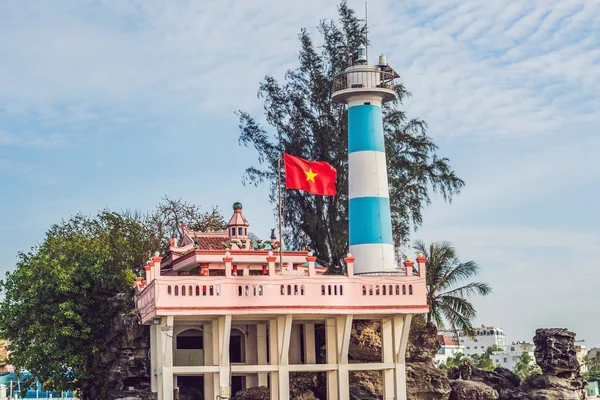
[237, 1, 464, 271]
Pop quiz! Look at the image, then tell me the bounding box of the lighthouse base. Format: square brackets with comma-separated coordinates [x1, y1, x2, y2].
[350, 243, 397, 274]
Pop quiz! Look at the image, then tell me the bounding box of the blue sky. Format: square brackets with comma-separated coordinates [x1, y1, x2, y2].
[0, 0, 598, 348]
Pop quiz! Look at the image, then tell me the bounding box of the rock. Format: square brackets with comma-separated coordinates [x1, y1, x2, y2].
[406, 362, 452, 400]
[350, 371, 383, 399]
[290, 372, 319, 399]
[349, 321, 382, 362]
[533, 329, 580, 377]
[105, 299, 156, 400]
[449, 380, 498, 400]
[406, 315, 440, 363]
[447, 366, 520, 394]
[231, 386, 270, 400]
[500, 328, 585, 400]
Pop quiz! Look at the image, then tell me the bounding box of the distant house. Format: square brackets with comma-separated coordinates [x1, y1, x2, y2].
[434, 335, 464, 365]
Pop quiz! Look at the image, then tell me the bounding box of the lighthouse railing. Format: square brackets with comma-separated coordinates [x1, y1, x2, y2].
[332, 69, 397, 92]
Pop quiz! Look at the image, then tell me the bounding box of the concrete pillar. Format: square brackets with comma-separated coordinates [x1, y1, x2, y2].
[246, 325, 259, 388]
[203, 322, 214, 400]
[393, 314, 413, 400]
[325, 318, 338, 400]
[257, 323, 268, 386]
[289, 324, 302, 364]
[217, 315, 232, 399]
[150, 324, 158, 393]
[161, 316, 174, 400]
[211, 319, 220, 397]
[269, 318, 280, 398]
[304, 323, 316, 364]
[277, 315, 293, 400]
[336, 315, 353, 400]
[381, 317, 395, 399]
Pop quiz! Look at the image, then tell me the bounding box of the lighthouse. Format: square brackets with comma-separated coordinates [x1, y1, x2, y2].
[332, 44, 400, 275]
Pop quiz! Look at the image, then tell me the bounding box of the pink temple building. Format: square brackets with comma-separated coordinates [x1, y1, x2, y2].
[136, 203, 428, 400]
[136, 45, 428, 399]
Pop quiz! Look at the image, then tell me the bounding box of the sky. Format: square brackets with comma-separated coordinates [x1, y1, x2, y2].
[0, 0, 598, 349]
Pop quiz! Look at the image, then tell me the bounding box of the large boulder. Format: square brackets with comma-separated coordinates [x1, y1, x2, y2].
[447, 366, 520, 395]
[533, 329, 580, 377]
[449, 380, 498, 400]
[406, 316, 440, 363]
[104, 299, 155, 400]
[349, 321, 381, 362]
[406, 362, 452, 400]
[500, 328, 586, 400]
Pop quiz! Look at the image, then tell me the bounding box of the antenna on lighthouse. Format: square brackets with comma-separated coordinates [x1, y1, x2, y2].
[365, 1, 368, 63]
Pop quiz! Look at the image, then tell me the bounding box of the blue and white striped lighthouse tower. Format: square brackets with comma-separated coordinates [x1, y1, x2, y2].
[332, 45, 400, 274]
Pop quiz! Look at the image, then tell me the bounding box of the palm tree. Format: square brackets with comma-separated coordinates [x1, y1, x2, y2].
[413, 240, 492, 337]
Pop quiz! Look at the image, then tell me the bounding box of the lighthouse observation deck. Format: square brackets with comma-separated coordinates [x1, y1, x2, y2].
[332, 65, 399, 104]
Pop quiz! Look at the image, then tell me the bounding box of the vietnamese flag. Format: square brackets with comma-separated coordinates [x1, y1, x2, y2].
[284, 153, 337, 196]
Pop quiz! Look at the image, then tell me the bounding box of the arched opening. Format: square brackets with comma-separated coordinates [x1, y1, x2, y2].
[196, 285, 200, 296]
[230, 329, 246, 363]
[402, 285, 406, 295]
[339, 285, 343, 296]
[409, 285, 413, 295]
[375, 285, 380, 295]
[174, 329, 203, 367]
[167, 285, 172, 295]
[175, 285, 179, 296]
[382, 285, 387, 295]
[300, 284, 305, 295]
[321, 285, 326, 295]
[182, 285, 186, 296]
[389, 285, 393, 295]
[281, 285, 285, 295]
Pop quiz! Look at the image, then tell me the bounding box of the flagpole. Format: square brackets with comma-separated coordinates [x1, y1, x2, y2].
[277, 155, 284, 271]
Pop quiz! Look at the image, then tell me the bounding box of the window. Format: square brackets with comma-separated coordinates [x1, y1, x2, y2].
[503, 358, 507, 363]
[511, 347, 515, 352]
[238, 227, 243, 236]
[231, 228, 236, 236]
[176, 329, 203, 350]
[466, 347, 470, 349]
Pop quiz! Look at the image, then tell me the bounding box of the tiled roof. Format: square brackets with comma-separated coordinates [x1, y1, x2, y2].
[198, 236, 228, 250]
[437, 335, 458, 346]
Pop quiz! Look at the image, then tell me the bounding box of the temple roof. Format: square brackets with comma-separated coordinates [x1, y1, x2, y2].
[227, 202, 249, 227]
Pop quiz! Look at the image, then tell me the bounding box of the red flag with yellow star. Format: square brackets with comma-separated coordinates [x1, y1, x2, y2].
[283, 153, 337, 196]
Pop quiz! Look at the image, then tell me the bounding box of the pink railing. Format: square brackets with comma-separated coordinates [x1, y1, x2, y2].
[136, 274, 427, 323]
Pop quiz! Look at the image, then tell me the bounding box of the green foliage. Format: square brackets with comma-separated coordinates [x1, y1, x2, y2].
[414, 240, 491, 337]
[584, 352, 600, 382]
[470, 350, 495, 371]
[438, 352, 467, 370]
[0, 212, 145, 397]
[513, 351, 542, 380]
[237, 0, 464, 270]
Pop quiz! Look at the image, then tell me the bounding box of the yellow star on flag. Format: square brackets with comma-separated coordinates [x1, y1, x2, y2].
[304, 168, 318, 182]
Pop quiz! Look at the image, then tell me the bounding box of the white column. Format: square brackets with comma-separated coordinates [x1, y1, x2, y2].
[381, 317, 395, 399]
[304, 323, 316, 364]
[269, 318, 280, 398]
[336, 315, 353, 400]
[211, 319, 220, 397]
[277, 314, 293, 400]
[161, 316, 174, 400]
[149, 324, 159, 393]
[217, 315, 232, 399]
[203, 322, 214, 400]
[326, 318, 338, 400]
[289, 324, 302, 364]
[393, 314, 413, 400]
[257, 323, 268, 386]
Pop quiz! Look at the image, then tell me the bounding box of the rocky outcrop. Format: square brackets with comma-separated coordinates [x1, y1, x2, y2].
[447, 366, 521, 394]
[406, 362, 452, 400]
[501, 328, 586, 400]
[105, 298, 155, 400]
[449, 380, 498, 400]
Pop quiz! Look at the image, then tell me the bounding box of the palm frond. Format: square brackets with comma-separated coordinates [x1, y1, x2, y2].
[441, 282, 492, 298]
